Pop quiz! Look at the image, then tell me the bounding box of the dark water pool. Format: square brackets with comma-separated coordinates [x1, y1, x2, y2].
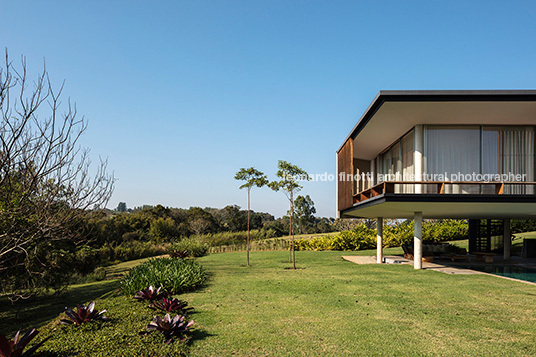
[460, 264, 536, 283]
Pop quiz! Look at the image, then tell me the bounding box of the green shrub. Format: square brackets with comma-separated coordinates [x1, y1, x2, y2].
[331, 226, 376, 250]
[295, 220, 468, 251]
[295, 225, 376, 251]
[75, 246, 101, 274]
[168, 238, 208, 258]
[511, 219, 536, 234]
[294, 235, 334, 251]
[383, 219, 468, 246]
[112, 241, 167, 262]
[149, 217, 179, 242]
[121, 258, 206, 296]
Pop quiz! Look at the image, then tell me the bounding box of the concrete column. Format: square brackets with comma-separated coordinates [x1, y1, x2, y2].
[414, 125, 423, 194]
[503, 219, 511, 260]
[377, 217, 383, 264]
[414, 212, 423, 269]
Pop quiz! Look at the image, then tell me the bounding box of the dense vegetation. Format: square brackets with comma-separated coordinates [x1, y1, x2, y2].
[0, 202, 336, 295]
[8, 195, 536, 297]
[5, 191, 536, 297]
[295, 219, 469, 251]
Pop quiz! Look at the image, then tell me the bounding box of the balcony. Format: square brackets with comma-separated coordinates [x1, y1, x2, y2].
[353, 181, 536, 204]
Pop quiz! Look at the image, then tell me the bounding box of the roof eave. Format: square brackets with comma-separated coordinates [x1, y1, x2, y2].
[336, 89, 536, 153]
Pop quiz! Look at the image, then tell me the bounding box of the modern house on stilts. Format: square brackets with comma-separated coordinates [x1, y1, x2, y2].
[337, 90, 536, 269]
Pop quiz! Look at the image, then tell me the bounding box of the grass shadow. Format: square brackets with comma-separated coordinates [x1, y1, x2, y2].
[0, 280, 119, 337]
[189, 328, 215, 343]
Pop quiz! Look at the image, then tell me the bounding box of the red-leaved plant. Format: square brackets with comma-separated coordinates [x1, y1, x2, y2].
[60, 301, 108, 326]
[150, 297, 193, 314]
[133, 285, 167, 301]
[146, 314, 194, 343]
[169, 250, 189, 259]
[0, 328, 49, 356]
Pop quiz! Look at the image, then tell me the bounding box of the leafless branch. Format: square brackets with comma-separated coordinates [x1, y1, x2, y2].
[0, 50, 115, 296]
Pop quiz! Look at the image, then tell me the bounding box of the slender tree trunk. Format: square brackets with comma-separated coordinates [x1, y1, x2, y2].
[291, 190, 296, 269]
[247, 187, 251, 267]
[288, 200, 292, 263]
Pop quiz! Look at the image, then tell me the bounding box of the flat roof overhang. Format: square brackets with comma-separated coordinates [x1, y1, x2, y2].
[338, 90, 536, 160]
[341, 194, 536, 219]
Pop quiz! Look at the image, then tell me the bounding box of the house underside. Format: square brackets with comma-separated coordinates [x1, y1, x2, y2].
[342, 194, 536, 220]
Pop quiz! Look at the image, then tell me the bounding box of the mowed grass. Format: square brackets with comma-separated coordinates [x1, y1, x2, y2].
[3, 249, 536, 356]
[182, 251, 536, 356]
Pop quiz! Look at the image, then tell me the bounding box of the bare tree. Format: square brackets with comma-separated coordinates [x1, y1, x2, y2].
[189, 218, 211, 236]
[0, 51, 114, 296]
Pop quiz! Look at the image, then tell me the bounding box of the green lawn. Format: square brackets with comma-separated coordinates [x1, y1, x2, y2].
[183, 251, 536, 356]
[3, 249, 536, 356]
[514, 231, 536, 239]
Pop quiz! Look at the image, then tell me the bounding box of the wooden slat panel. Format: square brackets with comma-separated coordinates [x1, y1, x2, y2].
[337, 139, 353, 211]
[384, 182, 395, 194]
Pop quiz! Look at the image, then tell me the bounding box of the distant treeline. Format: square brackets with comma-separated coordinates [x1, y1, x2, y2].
[65, 204, 338, 278]
[90, 203, 336, 246]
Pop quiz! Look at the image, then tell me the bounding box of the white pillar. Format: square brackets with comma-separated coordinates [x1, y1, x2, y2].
[377, 217, 383, 264]
[414, 125, 423, 194]
[370, 159, 376, 187]
[503, 219, 511, 260]
[414, 212, 423, 269]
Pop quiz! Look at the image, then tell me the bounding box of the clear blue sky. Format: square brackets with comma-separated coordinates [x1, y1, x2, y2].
[2, 1, 536, 217]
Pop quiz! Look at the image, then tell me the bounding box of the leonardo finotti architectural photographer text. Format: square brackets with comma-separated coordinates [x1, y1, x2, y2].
[286, 172, 527, 182]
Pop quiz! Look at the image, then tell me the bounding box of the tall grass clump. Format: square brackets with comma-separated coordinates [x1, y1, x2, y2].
[168, 237, 208, 258]
[121, 258, 206, 295]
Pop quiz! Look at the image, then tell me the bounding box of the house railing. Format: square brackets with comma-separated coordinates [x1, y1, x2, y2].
[353, 181, 536, 204]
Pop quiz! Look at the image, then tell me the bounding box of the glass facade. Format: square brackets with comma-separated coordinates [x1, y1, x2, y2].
[376, 129, 415, 193]
[373, 125, 535, 194]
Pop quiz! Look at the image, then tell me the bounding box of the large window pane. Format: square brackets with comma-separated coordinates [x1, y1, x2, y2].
[498, 127, 534, 193]
[425, 126, 480, 193]
[482, 128, 499, 177]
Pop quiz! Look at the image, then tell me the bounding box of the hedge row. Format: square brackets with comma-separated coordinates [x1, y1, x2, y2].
[295, 220, 468, 251]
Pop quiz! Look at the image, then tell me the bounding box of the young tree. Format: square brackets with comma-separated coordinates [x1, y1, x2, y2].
[268, 160, 309, 269]
[234, 167, 268, 266]
[0, 51, 114, 297]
